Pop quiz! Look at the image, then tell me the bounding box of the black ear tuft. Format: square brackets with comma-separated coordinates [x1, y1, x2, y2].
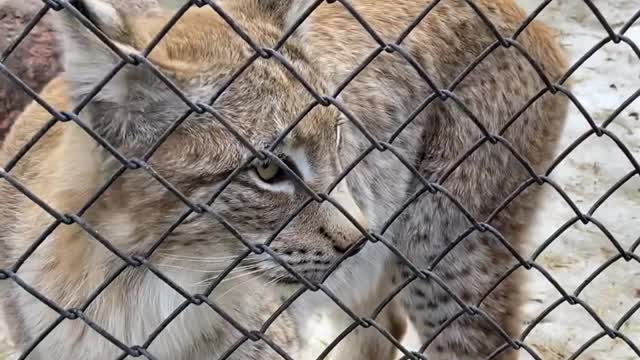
[68, 0, 104, 31]
[68, 0, 87, 16]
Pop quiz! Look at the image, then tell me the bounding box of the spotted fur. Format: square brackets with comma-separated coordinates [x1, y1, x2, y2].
[0, 0, 567, 359]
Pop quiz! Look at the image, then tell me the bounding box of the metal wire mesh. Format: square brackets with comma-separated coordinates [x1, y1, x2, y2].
[0, 0, 639, 359]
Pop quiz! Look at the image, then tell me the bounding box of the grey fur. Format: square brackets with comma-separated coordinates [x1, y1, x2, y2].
[0, 0, 568, 359]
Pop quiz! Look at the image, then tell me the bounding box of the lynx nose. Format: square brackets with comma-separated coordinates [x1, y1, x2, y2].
[324, 186, 368, 253]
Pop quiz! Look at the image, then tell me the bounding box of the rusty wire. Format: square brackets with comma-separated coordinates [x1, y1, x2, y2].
[1, 0, 639, 359]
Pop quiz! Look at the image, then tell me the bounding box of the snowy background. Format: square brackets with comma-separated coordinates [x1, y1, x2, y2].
[1, 0, 639, 359]
[512, 1, 639, 359]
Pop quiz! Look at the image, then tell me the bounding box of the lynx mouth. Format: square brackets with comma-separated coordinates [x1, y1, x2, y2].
[262, 247, 365, 286]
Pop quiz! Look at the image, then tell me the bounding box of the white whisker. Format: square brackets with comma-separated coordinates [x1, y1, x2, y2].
[155, 263, 256, 273]
[158, 257, 257, 264]
[212, 266, 280, 300]
[189, 264, 273, 287]
[156, 252, 254, 262]
[264, 273, 288, 288]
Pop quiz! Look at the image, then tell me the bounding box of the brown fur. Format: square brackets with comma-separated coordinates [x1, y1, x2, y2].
[304, 1, 567, 359]
[0, 0, 568, 359]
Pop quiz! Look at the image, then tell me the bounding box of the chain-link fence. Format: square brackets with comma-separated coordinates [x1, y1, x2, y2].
[0, 0, 639, 359]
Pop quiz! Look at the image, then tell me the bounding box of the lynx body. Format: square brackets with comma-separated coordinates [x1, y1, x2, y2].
[0, 0, 567, 359]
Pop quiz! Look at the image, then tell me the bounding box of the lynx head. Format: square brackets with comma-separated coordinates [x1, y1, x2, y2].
[57, 0, 367, 291]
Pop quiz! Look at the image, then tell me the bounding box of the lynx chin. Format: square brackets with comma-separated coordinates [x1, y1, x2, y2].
[0, 0, 568, 359]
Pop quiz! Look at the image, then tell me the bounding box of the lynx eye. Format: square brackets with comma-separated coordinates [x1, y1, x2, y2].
[255, 161, 285, 183]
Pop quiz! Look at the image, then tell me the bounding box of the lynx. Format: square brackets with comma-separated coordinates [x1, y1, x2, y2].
[0, 0, 568, 359]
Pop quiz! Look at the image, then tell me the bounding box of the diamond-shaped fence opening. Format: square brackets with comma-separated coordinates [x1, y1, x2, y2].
[0, 0, 638, 359]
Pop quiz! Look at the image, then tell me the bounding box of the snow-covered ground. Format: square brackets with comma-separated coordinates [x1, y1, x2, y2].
[1, 1, 638, 359]
[516, 1, 639, 359]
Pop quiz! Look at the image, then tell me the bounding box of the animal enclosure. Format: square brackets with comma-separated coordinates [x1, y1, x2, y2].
[0, 0, 639, 359]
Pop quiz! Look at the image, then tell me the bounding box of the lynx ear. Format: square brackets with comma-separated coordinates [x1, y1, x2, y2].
[64, 0, 160, 39]
[59, 0, 182, 150]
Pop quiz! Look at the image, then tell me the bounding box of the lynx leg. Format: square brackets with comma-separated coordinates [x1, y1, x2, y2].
[397, 244, 522, 360]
